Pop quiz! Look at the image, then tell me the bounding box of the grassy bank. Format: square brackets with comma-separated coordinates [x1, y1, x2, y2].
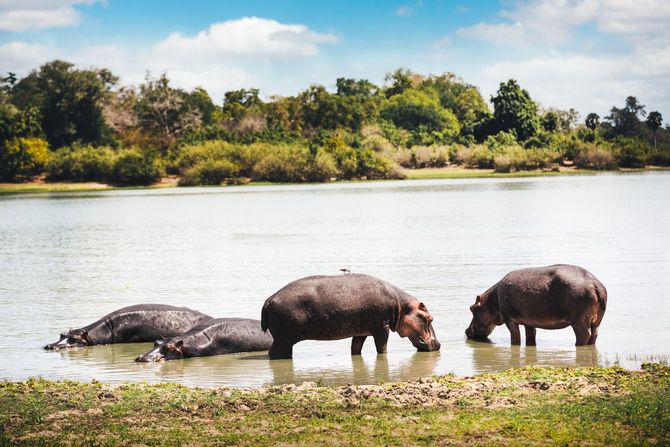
[1, 364, 668, 446]
[0, 167, 656, 195]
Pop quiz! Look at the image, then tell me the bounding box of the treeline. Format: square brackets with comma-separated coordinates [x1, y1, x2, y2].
[0, 60, 668, 185]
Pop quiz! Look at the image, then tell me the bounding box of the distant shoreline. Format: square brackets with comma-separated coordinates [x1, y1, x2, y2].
[1, 166, 669, 195]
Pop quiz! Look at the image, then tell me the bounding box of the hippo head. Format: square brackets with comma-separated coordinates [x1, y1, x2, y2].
[135, 339, 184, 362]
[396, 300, 441, 352]
[44, 329, 92, 350]
[465, 295, 500, 340]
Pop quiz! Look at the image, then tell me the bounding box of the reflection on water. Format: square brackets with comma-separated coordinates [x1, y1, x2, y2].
[468, 341, 601, 373]
[1, 173, 670, 387]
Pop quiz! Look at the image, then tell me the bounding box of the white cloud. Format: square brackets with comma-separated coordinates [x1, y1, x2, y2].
[395, 6, 413, 16]
[474, 46, 670, 117]
[0, 1, 99, 32]
[395, 1, 423, 17]
[453, 0, 670, 116]
[0, 42, 53, 72]
[0, 17, 340, 103]
[457, 0, 670, 47]
[457, 22, 527, 46]
[153, 17, 338, 62]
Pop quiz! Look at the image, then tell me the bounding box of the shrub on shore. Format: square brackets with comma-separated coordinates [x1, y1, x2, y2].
[109, 148, 162, 186]
[574, 144, 618, 170]
[0, 137, 50, 181]
[47, 145, 116, 182]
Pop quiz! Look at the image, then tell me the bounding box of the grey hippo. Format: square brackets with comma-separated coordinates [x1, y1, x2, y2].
[135, 318, 273, 362]
[465, 264, 607, 346]
[44, 304, 212, 350]
[261, 273, 441, 359]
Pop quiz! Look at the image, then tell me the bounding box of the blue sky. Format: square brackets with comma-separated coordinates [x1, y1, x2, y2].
[1, 0, 668, 120]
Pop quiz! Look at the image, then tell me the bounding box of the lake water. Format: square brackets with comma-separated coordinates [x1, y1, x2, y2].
[1, 172, 669, 388]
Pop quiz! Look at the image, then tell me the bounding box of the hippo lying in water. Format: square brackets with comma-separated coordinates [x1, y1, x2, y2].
[465, 264, 607, 346]
[44, 304, 212, 350]
[261, 274, 441, 359]
[135, 318, 273, 362]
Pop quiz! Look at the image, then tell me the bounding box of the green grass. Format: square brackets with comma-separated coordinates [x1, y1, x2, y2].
[1, 364, 668, 446]
[2, 166, 668, 195]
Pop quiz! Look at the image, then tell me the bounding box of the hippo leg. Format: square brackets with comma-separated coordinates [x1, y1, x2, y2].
[525, 326, 536, 346]
[587, 324, 599, 345]
[269, 340, 295, 359]
[506, 321, 521, 345]
[572, 321, 592, 346]
[373, 328, 390, 354]
[351, 336, 367, 355]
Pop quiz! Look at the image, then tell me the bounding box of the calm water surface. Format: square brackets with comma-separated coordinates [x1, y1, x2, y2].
[1, 172, 669, 387]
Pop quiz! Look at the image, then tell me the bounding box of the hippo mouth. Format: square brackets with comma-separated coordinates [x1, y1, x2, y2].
[44, 339, 85, 351]
[411, 326, 441, 352]
[135, 352, 165, 363]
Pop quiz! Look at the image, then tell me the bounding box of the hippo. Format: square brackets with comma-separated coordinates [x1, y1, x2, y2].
[44, 304, 212, 350]
[135, 318, 274, 362]
[261, 273, 441, 359]
[465, 264, 607, 346]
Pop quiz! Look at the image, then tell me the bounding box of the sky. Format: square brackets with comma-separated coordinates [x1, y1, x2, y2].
[0, 0, 668, 121]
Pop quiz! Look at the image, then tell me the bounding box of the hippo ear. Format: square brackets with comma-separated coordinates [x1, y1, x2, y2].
[475, 295, 481, 303]
[175, 340, 184, 348]
[81, 331, 88, 337]
[419, 302, 427, 311]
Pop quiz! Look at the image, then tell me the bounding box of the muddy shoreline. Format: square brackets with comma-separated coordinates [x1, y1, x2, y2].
[1, 364, 668, 445]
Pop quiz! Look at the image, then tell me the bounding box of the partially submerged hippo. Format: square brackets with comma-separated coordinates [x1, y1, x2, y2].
[261, 274, 441, 359]
[44, 304, 212, 350]
[135, 318, 273, 362]
[466, 264, 607, 346]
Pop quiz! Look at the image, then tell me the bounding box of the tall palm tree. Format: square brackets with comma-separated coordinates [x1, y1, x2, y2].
[646, 111, 663, 149]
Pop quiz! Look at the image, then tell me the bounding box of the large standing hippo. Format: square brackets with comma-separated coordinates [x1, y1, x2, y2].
[465, 264, 607, 346]
[261, 274, 441, 359]
[44, 304, 212, 350]
[135, 318, 273, 362]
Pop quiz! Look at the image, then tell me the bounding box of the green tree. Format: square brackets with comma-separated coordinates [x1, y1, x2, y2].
[134, 73, 202, 151]
[490, 79, 540, 141]
[384, 68, 416, 98]
[10, 60, 117, 148]
[542, 111, 560, 132]
[222, 88, 262, 121]
[336, 78, 378, 97]
[380, 89, 459, 138]
[186, 87, 217, 126]
[585, 113, 600, 132]
[646, 111, 663, 149]
[606, 96, 646, 138]
[0, 137, 50, 181]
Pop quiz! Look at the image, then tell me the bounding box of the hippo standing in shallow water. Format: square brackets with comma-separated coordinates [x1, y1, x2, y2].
[465, 264, 607, 346]
[261, 274, 441, 359]
[44, 304, 212, 350]
[135, 318, 273, 362]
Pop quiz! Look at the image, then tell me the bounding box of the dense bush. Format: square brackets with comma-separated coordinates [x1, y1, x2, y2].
[574, 144, 617, 170]
[648, 146, 670, 166]
[109, 149, 162, 186]
[178, 159, 240, 186]
[613, 136, 648, 168]
[251, 145, 340, 183]
[0, 137, 50, 181]
[463, 144, 495, 168]
[47, 145, 115, 182]
[493, 146, 559, 172]
[411, 145, 450, 168]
